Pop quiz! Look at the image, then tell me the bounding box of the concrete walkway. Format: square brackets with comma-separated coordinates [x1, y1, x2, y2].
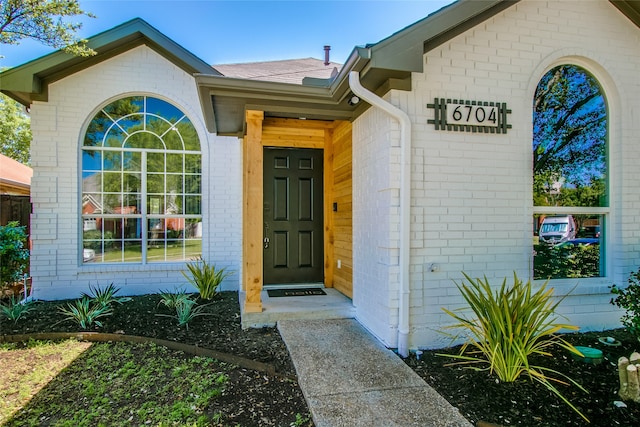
[278, 319, 472, 427]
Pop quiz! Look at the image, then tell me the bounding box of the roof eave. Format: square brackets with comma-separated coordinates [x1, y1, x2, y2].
[0, 18, 216, 107]
[0, 179, 30, 195]
[367, 0, 519, 73]
[195, 74, 357, 135]
[610, 0, 640, 28]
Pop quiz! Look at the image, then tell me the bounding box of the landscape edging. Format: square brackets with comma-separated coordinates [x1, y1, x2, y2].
[0, 332, 295, 380]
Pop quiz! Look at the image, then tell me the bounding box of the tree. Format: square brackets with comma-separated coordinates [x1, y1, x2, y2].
[0, 0, 95, 57]
[0, 93, 31, 164]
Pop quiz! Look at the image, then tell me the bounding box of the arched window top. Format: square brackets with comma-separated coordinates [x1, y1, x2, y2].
[84, 96, 200, 152]
[533, 64, 607, 208]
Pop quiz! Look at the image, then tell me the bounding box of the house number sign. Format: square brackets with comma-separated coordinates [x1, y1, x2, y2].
[427, 98, 512, 134]
[447, 103, 497, 127]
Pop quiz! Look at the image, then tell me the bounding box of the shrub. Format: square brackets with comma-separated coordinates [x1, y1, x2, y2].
[442, 272, 587, 421]
[182, 257, 232, 300]
[534, 243, 600, 279]
[610, 269, 640, 338]
[0, 221, 29, 287]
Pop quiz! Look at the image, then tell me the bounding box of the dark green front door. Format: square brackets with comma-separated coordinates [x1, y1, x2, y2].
[263, 147, 323, 285]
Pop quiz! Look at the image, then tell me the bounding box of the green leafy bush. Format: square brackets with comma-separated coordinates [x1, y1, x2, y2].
[534, 243, 600, 279]
[82, 230, 114, 251]
[0, 221, 29, 287]
[182, 257, 232, 300]
[442, 272, 587, 421]
[610, 269, 640, 337]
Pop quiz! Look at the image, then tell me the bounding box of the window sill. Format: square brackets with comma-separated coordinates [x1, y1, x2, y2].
[533, 277, 612, 296]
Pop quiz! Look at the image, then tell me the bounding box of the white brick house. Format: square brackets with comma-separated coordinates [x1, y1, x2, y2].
[2, 0, 639, 353]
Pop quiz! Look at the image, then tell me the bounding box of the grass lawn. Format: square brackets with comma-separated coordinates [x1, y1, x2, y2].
[0, 339, 92, 424]
[1, 340, 234, 426]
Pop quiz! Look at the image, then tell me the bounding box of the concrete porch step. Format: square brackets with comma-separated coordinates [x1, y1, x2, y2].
[240, 288, 355, 328]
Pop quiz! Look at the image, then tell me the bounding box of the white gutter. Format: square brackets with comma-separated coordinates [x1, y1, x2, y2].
[348, 71, 412, 358]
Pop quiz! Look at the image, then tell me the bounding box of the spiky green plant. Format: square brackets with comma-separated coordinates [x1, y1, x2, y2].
[0, 295, 35, 323]
[156, 296, 212, 330]
[58, 297, 113, 329]
[81, 283, 131, 307]
[158, 287, 192, 310]
[441, 272, 588, 422]
[182, 257, 232, 300]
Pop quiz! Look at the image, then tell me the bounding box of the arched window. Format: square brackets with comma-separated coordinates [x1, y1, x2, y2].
[81, 96, 202, 263]
[533, 65, 607, 279]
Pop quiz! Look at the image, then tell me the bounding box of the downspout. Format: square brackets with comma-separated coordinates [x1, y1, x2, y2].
[348, 71, 412, 358]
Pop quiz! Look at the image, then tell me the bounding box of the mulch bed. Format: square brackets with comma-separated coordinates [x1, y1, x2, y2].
[405, 328, 640, 426]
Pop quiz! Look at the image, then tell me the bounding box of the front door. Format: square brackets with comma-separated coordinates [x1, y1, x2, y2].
[263, 147, 323, 285]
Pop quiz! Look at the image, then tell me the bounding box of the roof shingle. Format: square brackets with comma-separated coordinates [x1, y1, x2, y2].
[213, 58, 341, 85]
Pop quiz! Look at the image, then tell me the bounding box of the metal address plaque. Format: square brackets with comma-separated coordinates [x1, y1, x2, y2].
[427, 98, 512, 134]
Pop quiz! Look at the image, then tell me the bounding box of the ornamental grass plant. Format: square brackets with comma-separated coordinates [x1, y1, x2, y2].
[0, 296, 35, 323]
[155, 296, 212, 330]
[441, 272, 588, 422]
[182, 257, 232, 300]
[57, 296, 113, 329]
[81, 283, 131, 307]
[158, 287, 192, 309]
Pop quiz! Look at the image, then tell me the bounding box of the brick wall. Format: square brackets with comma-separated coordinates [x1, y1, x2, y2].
[352, 0, 639, 349]
[29, 46, 242, 300]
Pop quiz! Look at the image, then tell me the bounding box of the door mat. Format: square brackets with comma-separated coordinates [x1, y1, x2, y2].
[267, 288, 327, 297]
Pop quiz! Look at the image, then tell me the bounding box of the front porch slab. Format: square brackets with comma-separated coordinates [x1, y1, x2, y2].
[239, 288, 355, 329]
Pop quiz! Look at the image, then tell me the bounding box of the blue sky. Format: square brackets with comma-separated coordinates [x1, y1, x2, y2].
[0, 0, 454, 69]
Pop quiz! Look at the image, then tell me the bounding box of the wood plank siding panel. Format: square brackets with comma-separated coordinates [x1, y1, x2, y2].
[331, 121, 353, 298]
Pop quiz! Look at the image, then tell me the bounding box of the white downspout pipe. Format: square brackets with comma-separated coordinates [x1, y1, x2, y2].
[348, 71, 412, 358]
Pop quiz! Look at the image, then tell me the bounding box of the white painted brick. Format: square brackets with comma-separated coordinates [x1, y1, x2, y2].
[351, 0, 637, 350]
[29, 46, 242, 300]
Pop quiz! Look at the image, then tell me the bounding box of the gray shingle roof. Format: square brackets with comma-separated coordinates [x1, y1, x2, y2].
[212, 58, 341, 85]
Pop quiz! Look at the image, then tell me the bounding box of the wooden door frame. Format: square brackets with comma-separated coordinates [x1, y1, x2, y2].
[242, 111, 336, 313]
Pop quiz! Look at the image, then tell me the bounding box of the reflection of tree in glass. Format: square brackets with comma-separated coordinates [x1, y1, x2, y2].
[533, 65, 606, 207]
[84, 97, 142, 148]
[534, 243, 600, 279]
